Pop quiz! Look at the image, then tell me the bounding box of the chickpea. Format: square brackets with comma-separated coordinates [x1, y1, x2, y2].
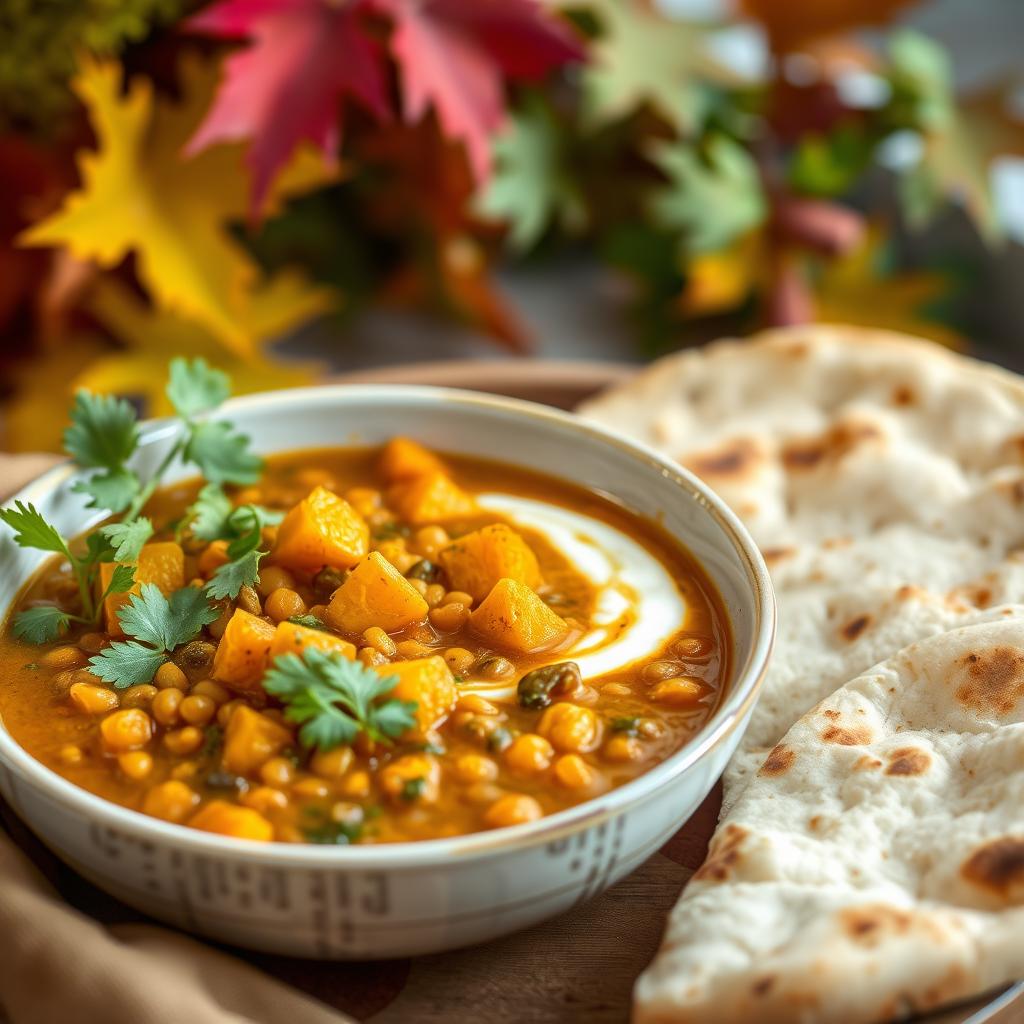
[170, 761, 199, 781]
[51, 670, 77, 693]
[358, 647, 389, 667]
[179, 694, 216, 726]
[429, 602, 469, 633]
[362, 627, 397, 657]
[344, 487, 381, 518]
[100, 709, 154, 752]
[538, 703, 601, 753]
[292, 778, 331, 800]
[340, 770, 371, 799]
[553, 754, 596, 790]
[155, 662, 188, 691]
[71, 668, 104, 687]
[118, 751, 154, 781]
[217, 699, 245, 728]
[39, 645, 87, 672]
[241, 786, 289, 814]
[310, 746, 354, 779]
[424, 583, 446, 608]
[650, 678, 703, 705]
[260, 758, 296, 787]
[78, 632, 107, 655]
[152, 687, 184, 727]
[380, 754, 440, 804]
[256, 565, 297, 598]
[69, 682, 119, 716]
[484, 794, 543, 828]
[643, 660, 682, 683]
[456, 694, 500, 716]
[191, 680, 230, 705]
[143, 781, 199, 823]
[601, 682, 632, 696]
[59, 744, 83, 766]
[395, 639, 434, 659]
[444, 647, 476, 674]
[455, 753, 499, 783]
[505, 734, 554, 774]
[476, 655, 515, 681]
[407, 578, 429, 597]
[120, 684, 158, 709]
[236, 585, 262, 616]
[442, 590, 474, 608]
[673, 635, 713, 661]
[412, 525, 450, 558]
[603, 734, 643, 762]
[464, 782, 505, 805]
[164, 726, 204, 755]
[265, 587, 306, 622]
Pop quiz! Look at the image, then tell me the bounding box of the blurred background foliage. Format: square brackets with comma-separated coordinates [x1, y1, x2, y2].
[1, 0, 1023, 449]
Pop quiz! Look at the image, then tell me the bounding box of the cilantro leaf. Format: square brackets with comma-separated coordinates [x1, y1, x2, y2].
[166, 357, 231, 420]
[63, 391, 140, 470]
[88, 642, 167, 689]
[100, 563, 136, 601]
[12, 606, 71, 644]
[0, 501, 72, 558]
[101, 517, 153, 562]
[185, 420, 262, 485]
[164, 586, 221, 648]
[263, 649, 417, 751]
[188, 484, 234, 541]
[205, 549, 264, 600]
[288, 614, 327, 629]
[72, 467, 141, 514]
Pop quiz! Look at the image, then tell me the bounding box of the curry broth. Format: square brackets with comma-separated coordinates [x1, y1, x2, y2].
[0, 446, 730, 844]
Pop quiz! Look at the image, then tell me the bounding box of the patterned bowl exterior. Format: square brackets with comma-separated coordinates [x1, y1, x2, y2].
[0, 386, 774, 957]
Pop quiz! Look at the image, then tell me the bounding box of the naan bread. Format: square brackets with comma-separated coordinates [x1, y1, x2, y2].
[634, 614, 1024, 1024]
[580, 327, 1024, 754]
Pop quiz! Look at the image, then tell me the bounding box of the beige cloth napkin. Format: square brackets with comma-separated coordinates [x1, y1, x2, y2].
[0, 454, 350, 1024]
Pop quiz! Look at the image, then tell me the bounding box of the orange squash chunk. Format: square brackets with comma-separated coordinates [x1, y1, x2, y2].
[222, 705, 292, 776]
[379, 437, 445, 482]
[271, 485, 369, 572]
[470, 578, 569, 654]
[387, 472, 476, 525]
[439, 524, 542, 603]
[212, 609, 276, 691]
[99, 541, 185, 635]
[325, 552, 428, 635]
[374, 655, 457, 733]
[189, 800, 274, 841]
[269, 620, 356, 662]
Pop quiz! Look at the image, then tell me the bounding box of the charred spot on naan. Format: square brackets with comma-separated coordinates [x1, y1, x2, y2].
[683, 438, 764, 482]
[759, 743, 795, 776]
[762, 546, 796, 567]
[839, 905, 915, 947]
[820, 719, 873, 745]
[781, 419, 885, 472]
[693, 824, 748, 883]
[840, 614, 872, 642]
[885, 747, 931, 776]
[961, 837, 1024, 901]
[891, 384, 917, 407]
[954, 646, 1024, 715]
[853, 754, 883, 771]
[750, 975, 776, 997]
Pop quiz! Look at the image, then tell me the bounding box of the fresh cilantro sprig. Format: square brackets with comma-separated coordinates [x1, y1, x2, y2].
[263, 649, 418, 751]
[88, 583, 220, 688]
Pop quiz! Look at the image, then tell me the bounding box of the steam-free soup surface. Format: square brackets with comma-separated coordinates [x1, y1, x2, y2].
[0, 442, 728, 844]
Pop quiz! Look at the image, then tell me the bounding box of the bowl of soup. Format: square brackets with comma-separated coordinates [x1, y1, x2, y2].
[0, 386, 774, 957]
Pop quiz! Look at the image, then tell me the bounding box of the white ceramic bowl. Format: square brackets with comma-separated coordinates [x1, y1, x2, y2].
[0, 386, 774, 958]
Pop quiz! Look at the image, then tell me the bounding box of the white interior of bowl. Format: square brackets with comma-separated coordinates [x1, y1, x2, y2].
[0, 386, 774, 866]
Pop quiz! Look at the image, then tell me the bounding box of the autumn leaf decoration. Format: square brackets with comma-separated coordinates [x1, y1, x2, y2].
[186, 0, 586, 214]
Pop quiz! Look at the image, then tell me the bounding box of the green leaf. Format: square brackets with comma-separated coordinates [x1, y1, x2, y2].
[185, 420, 263, 485]
[263, 649, 415, 752]
[187, 483, 234, 541]
[12, 606, 71, 644]
[476, 93, 585, 252]
[788, 123, 874, 198]
[166, 357, 231, 420]
[100, 563, 136, 601]
[116, 582, 218, 652]
[288, 614, 327, 630]
[101, 517, 153, 562]
[205, 549, 264, 600]
[0, 501, 72, 558]
[225, 505, 265, 559]
[88, 641, 167, 689]
[885, 29, 954, 135]
[72, 467, 141, 514]
[63, 391, 139, 470]
[649, 135, 767, 254]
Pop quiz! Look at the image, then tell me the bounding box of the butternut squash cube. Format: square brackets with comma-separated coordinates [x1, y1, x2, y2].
[439, 524, 542, 603]
[269, 620, 356, 662]
[222, 705, 292, 776]
[470, 578, 570, 654]
[387, 472, 476, 525]
[99, 541, 185, 636]
[189, 800, 274, 841]
[378, 437, 444, 482]
[375, 655, 457, 732]
[325, 552, 429, 635]
[212, 609, 276, 691]
[271, 485, 369, 573]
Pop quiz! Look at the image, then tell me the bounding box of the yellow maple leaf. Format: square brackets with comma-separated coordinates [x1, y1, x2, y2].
[19, 54, 337, 356]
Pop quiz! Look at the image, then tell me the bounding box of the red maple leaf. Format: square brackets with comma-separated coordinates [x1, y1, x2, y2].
[376, 0, 585, 180]
[184, 0, 390, 212]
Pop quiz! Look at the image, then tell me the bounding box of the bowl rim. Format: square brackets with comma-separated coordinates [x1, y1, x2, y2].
[0, 383, 776, 867]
